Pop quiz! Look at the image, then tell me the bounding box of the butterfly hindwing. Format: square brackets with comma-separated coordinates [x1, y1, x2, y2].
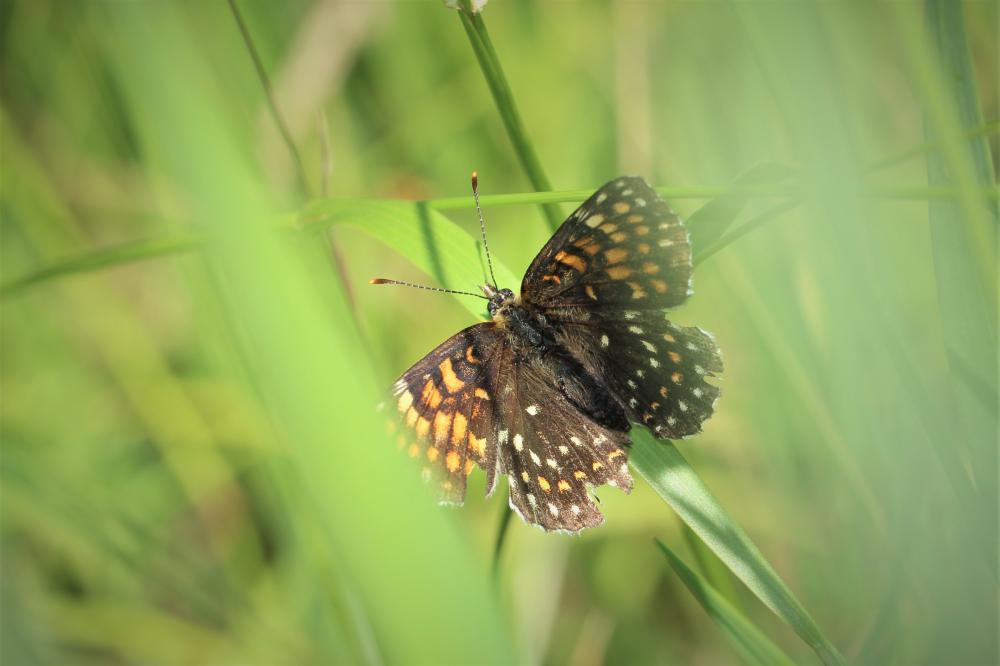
[548, 311, 724, 439]
[491, 346, 633, 532]
[521, 176, 692, 310]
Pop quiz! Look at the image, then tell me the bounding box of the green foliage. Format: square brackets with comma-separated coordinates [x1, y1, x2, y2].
[1, 1, 996, 665]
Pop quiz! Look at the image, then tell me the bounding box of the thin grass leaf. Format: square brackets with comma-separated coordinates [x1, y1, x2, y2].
[655, 540, 796, 666]
[104, 6, 517, 663]
[631, 435, 845, 666]
[686, 162, 797, 254]
[456, 0, 563, 230]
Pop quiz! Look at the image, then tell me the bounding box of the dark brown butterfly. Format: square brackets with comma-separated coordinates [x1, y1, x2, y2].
[377, 175, 722, 533]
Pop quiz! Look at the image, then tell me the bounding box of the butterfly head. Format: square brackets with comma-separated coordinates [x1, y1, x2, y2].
[482, 284, 516, 319]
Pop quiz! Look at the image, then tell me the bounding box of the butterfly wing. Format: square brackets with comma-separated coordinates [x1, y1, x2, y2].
[521, 176, 692, 310]
[490, 344, 633, 532]
[521, 176, 723, 439]
[387, 322, 633, 532]
[545, 311, 723, 439]
[387, 323, 503, 505]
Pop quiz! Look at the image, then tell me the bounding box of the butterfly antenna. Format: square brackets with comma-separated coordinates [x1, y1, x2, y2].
[471, 171, 499, 289]
[369, 278, 487, 300]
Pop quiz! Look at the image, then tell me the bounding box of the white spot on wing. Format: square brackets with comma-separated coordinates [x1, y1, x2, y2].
[650, 358, 660, 368]
[628, 325, 644, 334]
[530, 450, 541, 466]
[570, 436, 582, 446]
[600, 334, 610, 348]
[525, 404, 540, 415]
[559, 445, 569, 455]
[548, 503, 559, 517]
[499, 430, 509, 444]
[513, 434, 524, 452]
[641, 340, 656, 352]
[678, 401, 688, 412]
[571, 504, 581, 515]
[584, 213, 605, 228]
[693, 388, 703, 398]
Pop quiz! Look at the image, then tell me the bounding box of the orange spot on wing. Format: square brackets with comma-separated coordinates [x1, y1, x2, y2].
[405, 407, 419, 427]
[668, 351, 682, 363]
[650, 279, 668, 293]
[439, 358, 465, 393]
[421, 380, 442, 408]
[416, 416, 431, 438]
[538, 476, 552, 492]
[642, 262, 660, 274]
[408, 443, 420, 458]
[465, 459, 475, 475]
[637, 242, 651, 255]
[671, 372, 683, 384]
[446, 450, 461, 473]
[608, 449, 624, 461]
[610, 231, 628, 243]
[465, 345, 480, 364]
[573, 470, 587, 479]
[467, 432, 486, 457]
[614, 201, 631, 214]
[573, 238, 601, 255]
[542, 274, 562, 285]
[397, 391, 414, 413]
[604, 247, 628, 264]
[474, 388, 490, 400]
[627, 214, 644, 223]
[557, 479, 571, 492]
[451, 412, 468, 446]
[606, 265, 632, 280]
[592, 461, 604, 471]
[627, 282, 648, 299]
[555, 250, 587, 272]
[634, 225, 650, 236]
[427, 446, 439, 462]
[433, 410, 453, 443]
[585, 285, 598, 300]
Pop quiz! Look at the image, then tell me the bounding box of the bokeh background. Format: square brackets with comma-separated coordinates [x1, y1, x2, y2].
[2, 1, 997, 664]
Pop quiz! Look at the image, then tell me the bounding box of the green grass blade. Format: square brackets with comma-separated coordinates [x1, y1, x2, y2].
[104, 5, 516, 663]
[686, 162, 796, 255]
[655, 540, 796, 666]
[456, 3, 563, 230]
[631, 435, 845, 666]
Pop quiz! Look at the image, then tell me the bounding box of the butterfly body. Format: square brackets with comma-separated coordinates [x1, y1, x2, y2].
[383, 176, 723, 532]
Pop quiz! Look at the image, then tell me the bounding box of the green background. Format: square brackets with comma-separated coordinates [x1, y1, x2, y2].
[2, 1, 996, 664]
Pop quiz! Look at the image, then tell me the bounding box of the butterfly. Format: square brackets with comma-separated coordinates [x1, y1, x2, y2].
[377, 175, 722, 533]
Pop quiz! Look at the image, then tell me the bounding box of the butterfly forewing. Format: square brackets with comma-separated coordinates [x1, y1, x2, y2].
[387, 323, 503, 504]
[522, 176, 692, 310]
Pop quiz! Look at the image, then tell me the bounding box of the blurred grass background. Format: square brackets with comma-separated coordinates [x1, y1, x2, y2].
[1, 1, 997, 664]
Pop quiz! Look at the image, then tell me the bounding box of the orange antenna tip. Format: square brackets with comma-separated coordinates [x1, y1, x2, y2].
[471, 171, 479, 189]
